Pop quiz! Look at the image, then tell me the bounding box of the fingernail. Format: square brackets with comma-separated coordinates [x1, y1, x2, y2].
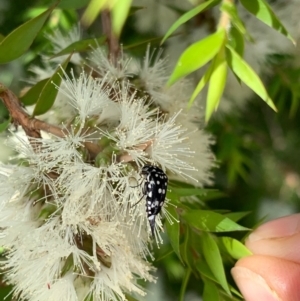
[232, 267, 281, 301]
[248, 214, 300, 243]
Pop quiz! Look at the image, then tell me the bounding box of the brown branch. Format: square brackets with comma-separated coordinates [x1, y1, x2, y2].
[0, 84, 101, 157]
[101, 9, 120, 65]
[0, 84, 65, 139]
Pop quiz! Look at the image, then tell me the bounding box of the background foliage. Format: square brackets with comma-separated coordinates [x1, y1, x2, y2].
[1, 0, 299, 300]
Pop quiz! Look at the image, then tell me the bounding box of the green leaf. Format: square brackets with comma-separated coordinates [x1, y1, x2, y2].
[182, 210, 249, 232]
[223, 211, 251, 222]
[206, 49, 227, 122]
[21, 78, 49, 106]
[112, 0, 132, 36]
[0, 34, 4, 43]
[168, 187, 225, 201]
[179, 268, 191, 301]
[196, 260, 217, 282]
[61, 254, 74, 276]
[221, 237, 252, 260]
[180, 225, 192, 267]
[33, 54, 71, 116]
[165, 207, 181, 261]
[228, 26, 244, 57]
[161, 0, 219, 44]
[58, 0, 90, 9]
[226, 45, 277, 111]
[202, 232, 231, 295]
[168, 187, 206, 197]
[42, 0, 90, 9]
[168, 29, 226, 85]
[0, 118, 11, 132]
[188, 60, 215, 107]
[240, 0, 295, 44]
[0, 284, 12, 301]
[124, 36, 166, 50]
[51, 37, 106, 58]
[200, 190, 227, 201]
[203, 279, 221, 301]
[0, 5, 55, 64]
[230, 285, 244, 298]
[81, 0, 110, 27]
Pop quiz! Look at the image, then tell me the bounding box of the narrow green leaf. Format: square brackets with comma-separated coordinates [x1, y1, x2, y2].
[61, 254, 74, 276]
[168, 187, 225, 201]
[168, 29, 226, 85]
[182, 210, 249, 232]
[203, 279, 221, 301]
[226, 45, 277, 111]
[33, 54, 71, 116]
[81, 0, 109, 27]
[165, 207, 181, 261]
[179, 268, 191, 301]
[0, 284, 12, 301]
[51, 37, 106, 58]
[123, 36, 164, 50]
[168, 187, 205, 197]
[196, 260, 217, 282]
[0, 118, 11, 132]
[240, 0, 295, 44]
[112, 0, 132, 36]
[21, 78, 49, 106]
[228, 26, 244, 57]
[206, 49, 227, 122]
[42, 0, 90, 9]
[188, 59, 215, 107]
[200, 190, 227, 201]
[223, 211, 251, 222]
[202, 232, 231, 295]
[180, 225, 192, 267]
[58, 0, 90, 9]
[161, 0, 219, 44]
[221, 237, 252, 260]
[0, 5, 55, 64]
[230, 285, 244, 298]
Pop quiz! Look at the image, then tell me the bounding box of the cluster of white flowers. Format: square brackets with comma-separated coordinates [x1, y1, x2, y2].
[0, 43, 214, 301]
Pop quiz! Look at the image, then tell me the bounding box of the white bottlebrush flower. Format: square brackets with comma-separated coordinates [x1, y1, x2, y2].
[27, 60, 58, 84]
[57, 68, 112, 123]
[45, 25, 82, 64]
[89, 47, 133, 81]
[138, 47, 169, 95]
[0, 45, 215, 301]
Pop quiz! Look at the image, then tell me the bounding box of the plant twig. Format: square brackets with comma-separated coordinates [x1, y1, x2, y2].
[0, 84, 64, 139]
[0, 84, 102, 157]
[218, 0, 233, 31]
[101, 9, 120, 65]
